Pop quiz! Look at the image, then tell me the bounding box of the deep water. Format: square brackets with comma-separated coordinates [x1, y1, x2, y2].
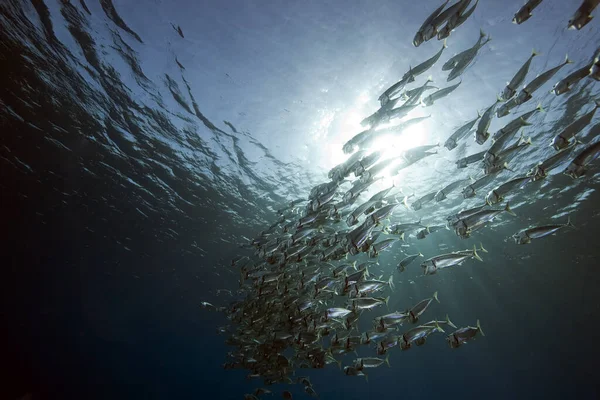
[2, 1, 600, 399]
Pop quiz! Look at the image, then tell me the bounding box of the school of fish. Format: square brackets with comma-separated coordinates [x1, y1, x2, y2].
[202, 2, 600, 398]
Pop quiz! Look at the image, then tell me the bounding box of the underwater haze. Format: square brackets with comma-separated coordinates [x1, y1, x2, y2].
[2, 0, 600, 399]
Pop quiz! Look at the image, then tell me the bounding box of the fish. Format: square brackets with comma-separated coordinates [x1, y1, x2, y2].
[416, 225, 446, 239]
[403, 77, 436, 107]
[444, 112, 481, 150]
[409, 42, 447, 78]
[447, 31, 491, 81]
[453, 203, 516, 238]
[422, 80, 462, 106]
[563, 140, 600, 178]
[413, 0, 451, 47]
[516, 55, 573, 104]
[421, 245, 483, 275]
[429, 0, 473, 38]
[437, 0, 479, 40]
[552, 63, 593, 95]
[349, 296, 390, 311]
[527, 143, 579, 181]
[485, 176, 531, 205]
[501, 49, 539, 101]
[397, 253, 424, 272]
[402, 321, 445, 344]
[551, 100, 600, 150]
[512, 0, 544, 24]
[436, 177, 474, 202]
[442, 29, 486, 71]
[496, 96, 520, 118]
[456, 150, 486, 168]
[353, 356, 391, 369]
[568, 0, 600, 30]
[475, 99, 500, 145]
[447, 320, 485, 348]
[379, 73, 415, 106]
[411, 191, 438, 210]
[513, 217, 575, 244]
[408, 292, 439, 323]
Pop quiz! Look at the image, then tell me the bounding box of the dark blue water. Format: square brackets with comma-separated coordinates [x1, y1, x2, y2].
[2, 1, 600, 399]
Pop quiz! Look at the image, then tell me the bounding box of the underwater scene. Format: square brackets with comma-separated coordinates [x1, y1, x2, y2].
[2, 0, 600, 399]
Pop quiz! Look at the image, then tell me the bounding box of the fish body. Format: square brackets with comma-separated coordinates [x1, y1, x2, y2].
[551, 100, 600, 150]
[422, 80, 462, 106]
[397, 253, 424, 273]
[475, 100, 499, 144]
[485, 176, 531, 205]
[496, 96, 520, 118]
[518, 55, 573, 103]
[408, 292, 439, 323]
[501, 49, 538, 100]
[447, 31, 490, 81]
[456, 150, 486, 168]
[528, 144, 578, 181]
[421, 246, 482, 275]
[568, 0, 600, 30]
[512, 0, 543, 24]
[411, 191, 437, 210]
[437, 0, 478, 39]
[447, 320, 485, 348]
[413, 0, 450, 47]
[454, 203, 515, 238]
[553, 63, 592, 95]
[445, 112, 481, 150]
[410, 43, 447, 78]
[513, 218, 574, 244]
[564, 140, 600, 178]
[436, 178, 473, 201]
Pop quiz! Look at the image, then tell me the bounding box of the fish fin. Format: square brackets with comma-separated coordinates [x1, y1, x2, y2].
[532, 48, 539, 57]
[477, 319, 485, 336]
[479, 242, 488, 253]
[402, 196, 410, 209]
[443, 39, 447, 49]
[388, 275, 395, 291]
[385, 296, 390, 311]
[435, 320, 445, 333]
[520, 117, 532, 126]
[504, 202, 516, 217]
[536, 103, 545, 112]
[503, 162, 514, 172]
[473, 245, 483, 262]
[400, 232, 405, 241]
[566, 216, 576, 230]
[433, 291, 439, 303]
[418, 252, 424, 257]
[364, 372, 369, 383]
[565, 54, 573, 64]
[479, 28, 486, 38]
[446, 314, 457, 329]
[385, 353, 391, 367]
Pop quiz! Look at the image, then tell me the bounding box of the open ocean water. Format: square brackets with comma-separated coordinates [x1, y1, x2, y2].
[2, 0, 600, 399]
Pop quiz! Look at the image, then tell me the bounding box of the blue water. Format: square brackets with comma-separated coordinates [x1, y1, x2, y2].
[2, 0, 600, 399]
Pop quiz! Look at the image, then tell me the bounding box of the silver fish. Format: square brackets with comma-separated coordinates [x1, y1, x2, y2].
[516, 55, 573, 104]
[475, 99, 500, 145]
[568, 0, 599, 30]
[552, 63, 593, 95]
[456, 150, 486, 168]
[408, 291, 439, 323]
[496, 96, 520, 118]
[437, 0, 478, 40]
[411, 191, 437, 210]
[447, 31, 491, 81]
[409, 43, 447, 78]
[422, 80, 462, 106]
[513, 217, 575, 244]
[397, 253, 423, 272]
[413, 0, 450, 47]
[442, 29, 486, 71]
[512, 0, 543, 24]
[444, 111, 481, 150]
[485, 176, 531, 206]
[563, 140, 600, 178]
[435, 177, 473, 201]
[501, 49, 539, 101]
[527, 143, 579, 181]
[551, 100, 600, 150]
[421, 246, 483, 275]
[447, 320, 485, 348]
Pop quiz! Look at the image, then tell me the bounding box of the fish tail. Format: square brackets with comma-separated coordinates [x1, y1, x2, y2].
[473, 245, 483, 262]
[385, 353, 391, 367]
[433, 291, 440, 303]
[479, 242, 488, 253]
[536, 102, 545, 112]
[594, 99, 600, 109]
[435, 320, 445, 333]
[565, 54, 573, 64]
[477, 319, 485, 336]
[566, 216, 576, 229]
[388, 275, 395, 291]
[532, 48, 539, 57]
[479, 28, 486, 38]
[446, 314, 457, 329]
[385, 296, 390, 310]
[443, 38, 447, 49]
[504, 202, 517, 217]
[400, 232, 405, 241]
